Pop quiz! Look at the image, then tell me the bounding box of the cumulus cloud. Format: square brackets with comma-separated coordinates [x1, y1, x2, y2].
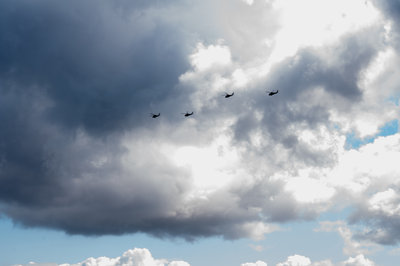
[322, 134, 400, 245]
[0, 0, 400, 254]
[372, 0, 400, 49]
[15, 247, 378, 266]
[243, 254, 376, 266]
[276, 255, 311, 266]
[241, 261, 268, 266]
[18, 248, 189, 266]
[340, 254, 375, 266]
[0, 0, 280, 239]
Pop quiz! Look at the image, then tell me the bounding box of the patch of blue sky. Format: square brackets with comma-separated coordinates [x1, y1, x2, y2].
[379, 119, 399, 136]
[372, 247, 400, 266]
[385, 95, 400, 106]
[0, 216, 269, 266]
[0, 217, 283, 266]
[0, 216, 275, 266]
[262, 221, 344, 264]
[0, 217, 127, 265]
[1, 207, 398, 266]
[0, 217, 188, 266]
[315, 206, 400, 266]
[345, 119, 398, 150]
[0, 215, 346, 266]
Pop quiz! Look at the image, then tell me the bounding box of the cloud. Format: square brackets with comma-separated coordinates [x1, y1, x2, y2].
[371, 0, 400, 46]
[0, 0, 399, 250]
[320, 134, 400, 246]
[0, 0, 191, 135]
[0, 0, 274, 240]
[243, 254, 376, 266]
[241, 261, 268, 266]
[340, 254, 375, 266]
[18, 248, 189, 266]
[315, 221, 379, 256]
[0, 0, 289, 240]
[14, 247, 378, 266]
[276, 255, 311, 266]
[349, 185, 400, 245]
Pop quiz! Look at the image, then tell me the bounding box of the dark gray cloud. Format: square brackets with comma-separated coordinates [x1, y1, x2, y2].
[308, 3, 400, 247]
[329, 135, 400, 246]
[0, 0, 191, 135]
[373, 0, 400, 49]
[373, 0, 400, 27]
[349, 186, 400, 245]
[0, 0, 282, 239]
[350, 209, 400, 245]
[228, 26, 384, 171]
[0, 0, 191, 232]
[0, 0, 394, 243]
[0, 0, 191, 208]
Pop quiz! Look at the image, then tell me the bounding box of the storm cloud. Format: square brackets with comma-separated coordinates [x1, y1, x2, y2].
[1, 0, 400, 251]
[0, 0, 281, 239]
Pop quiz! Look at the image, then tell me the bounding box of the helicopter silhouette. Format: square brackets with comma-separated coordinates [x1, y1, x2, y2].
[267, 90, 278, 96]
[224, 92, 234, 98]
[182, 112, 194, 117]
[147, 88, 282, 119]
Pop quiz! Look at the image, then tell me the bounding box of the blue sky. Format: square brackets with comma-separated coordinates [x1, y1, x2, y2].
[345, 119, 398, 149]
[2, 208, 400, 266]
[1, 0, 400, 265]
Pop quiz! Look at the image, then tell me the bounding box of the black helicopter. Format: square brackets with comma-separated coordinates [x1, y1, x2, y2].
[182, 112, 194, 117]
[150, 113, 160, 118]
[267, 90, 278, 96]
[224, 92, 234, 98]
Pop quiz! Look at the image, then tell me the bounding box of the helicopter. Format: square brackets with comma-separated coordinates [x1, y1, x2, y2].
[224, 92, 234, 98]
[150, 113, 160, 118]
[267, 90, 278, 96]
[182, 112, 194, 117]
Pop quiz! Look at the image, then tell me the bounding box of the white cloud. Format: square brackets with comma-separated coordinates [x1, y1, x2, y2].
[339, 254, 375, 266]
[240, 222, 281, 241]
[179, 41, 236, 112]
[58, 248, 188, 266]
[169, 135, 242, 191]
[14, 243, 380, 266]
[368, 188, 400, 215]
[276, 255, 311, 266]
[166, 262, 190, 266]
[14, 248, 187, 266]
[272, 254, 376, 266]
[241, 261, 268, 266]
[269, 0, 381, 65]
[331, 47, 400, 139]
[284, 175, 335, 204]
[328, 134, 400, 197]
[188, 42, 231, 72]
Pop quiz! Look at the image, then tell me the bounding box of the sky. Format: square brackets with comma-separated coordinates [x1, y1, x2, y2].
[1, 0, 400, 265]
